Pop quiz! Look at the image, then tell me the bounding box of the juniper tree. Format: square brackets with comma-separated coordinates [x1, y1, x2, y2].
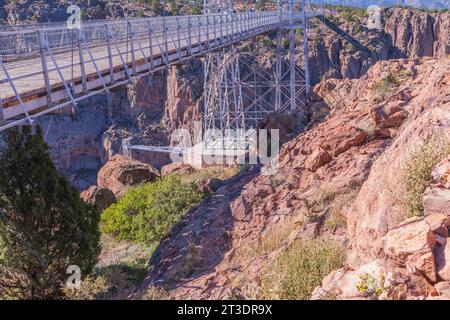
[0, 126, 101, 299]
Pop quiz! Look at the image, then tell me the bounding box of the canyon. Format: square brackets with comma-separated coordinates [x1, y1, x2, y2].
[22, 7, 450, 194]
[1, 3, 450, 300]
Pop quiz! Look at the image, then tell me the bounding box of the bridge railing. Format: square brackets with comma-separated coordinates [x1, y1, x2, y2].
[1, 10, 295, 128]
[0, 11, 293, 57]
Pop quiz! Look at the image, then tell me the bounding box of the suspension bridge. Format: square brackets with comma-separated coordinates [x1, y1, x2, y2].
[0, 1, 367, 167]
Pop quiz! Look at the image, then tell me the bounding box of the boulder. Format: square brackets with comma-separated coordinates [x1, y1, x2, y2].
[382, 218, 437, 282]
[305, 146, 332, 172]
[424, 157, 450, 216]
[424, 214, 450, 238]
[373, 128, 398, 140]
[424, 187, 450, 216]
[321, 125, 366, 157]
[97, 154, 159, 197]
[311, 260, 388, 300]
[80, 185, 116, 211]
[432, 157, 450, 188]
[160, 162, 194, 177]
[370, 101, 409, 128]
[434, 238, 450, 281]
[434, 281, 450, 298]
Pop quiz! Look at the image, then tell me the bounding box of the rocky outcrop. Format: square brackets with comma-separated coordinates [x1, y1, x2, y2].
[384, 8, 450, 59]
[383, 218, 437, 282]
[80, 185, 116, 211]
[424, 157, 450, 216]
[97, 154, 159, 197]
[370, 101, 409, 128]
[347, 57, 450, 267]
[163, 60, 203, 137]
[314, 213, 450, 300]
[160, 162, 194, 177]
[307, 7, 449, 84]
[305, 146, 332, 172]
[36, 97, 109, 190]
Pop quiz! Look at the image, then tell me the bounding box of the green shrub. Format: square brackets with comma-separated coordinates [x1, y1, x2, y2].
[356, 273, 388, 300]
[400, 136, 450, 217]
[261, 240, 345, 300]
[372, 74, 400, 96]
[101, 175, 207, 246]
[0, 126, 100, 299]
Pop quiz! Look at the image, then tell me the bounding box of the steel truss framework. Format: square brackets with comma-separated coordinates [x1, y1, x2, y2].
[203, 0, 312, 150]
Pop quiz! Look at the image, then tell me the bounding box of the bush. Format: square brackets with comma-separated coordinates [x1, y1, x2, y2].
[400, 136, 450, 217]
[372, 74, 400, 96]
[141, 286, 171, 300]
[101, 175, 207, 246]
[261, 240, 345, 300]
[0, 126, 100, 299]
[64, 276, 109, 300]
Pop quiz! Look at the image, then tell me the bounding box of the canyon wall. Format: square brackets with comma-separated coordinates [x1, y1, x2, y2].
[308, 7, 449, 84]
[4, 7, 448, 192]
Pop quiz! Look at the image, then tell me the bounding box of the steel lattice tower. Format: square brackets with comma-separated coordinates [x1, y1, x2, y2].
[203, 0, 311, 149]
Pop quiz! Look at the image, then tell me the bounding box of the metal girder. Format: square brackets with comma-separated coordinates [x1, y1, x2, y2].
[203, 0, 311, 150]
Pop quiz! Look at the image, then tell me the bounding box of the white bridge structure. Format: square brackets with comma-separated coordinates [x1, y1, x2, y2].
[0, 0, 325, 162]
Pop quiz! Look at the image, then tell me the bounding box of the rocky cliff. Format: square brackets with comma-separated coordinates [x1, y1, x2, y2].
[384, 8, 450, 59]
[307, 7, 449, 84]
[135, 56, 450, 299]
[26, 7, 449, 190]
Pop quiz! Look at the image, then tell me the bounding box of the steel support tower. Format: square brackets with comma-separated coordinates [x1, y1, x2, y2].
[203, 0, 311, 149]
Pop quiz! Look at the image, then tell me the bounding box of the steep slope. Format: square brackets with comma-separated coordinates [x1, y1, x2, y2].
[136, 56, 450, 300]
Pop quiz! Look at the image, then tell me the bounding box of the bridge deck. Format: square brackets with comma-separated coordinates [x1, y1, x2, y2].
[0, 11, 319, 130]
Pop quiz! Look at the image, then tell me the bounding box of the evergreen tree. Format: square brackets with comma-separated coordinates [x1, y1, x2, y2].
[0, 126, 101, 299]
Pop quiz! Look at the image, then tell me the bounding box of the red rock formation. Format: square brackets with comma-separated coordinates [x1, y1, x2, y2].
[347, 58, 450, 267]
[424, 157, 450, 216]
[97, 154, 159, 197]
[80, 186, 117, 211]
[160, 162, 194, 177]
[384, 8, 450, 59]
[163, 62, 203, 137]
[138, 57, 450, 300]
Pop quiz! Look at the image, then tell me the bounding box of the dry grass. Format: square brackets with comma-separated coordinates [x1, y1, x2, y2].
[399, 135, 450, 218]
[234, 216, 301, 262]
[258, 217, 300, 255]
[325, 206, 347, 229]
[141, 286, 171, 300]
[371, 74, 401, 102]
[65, 236, 152, 300]
[261, 239, 346, 300]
